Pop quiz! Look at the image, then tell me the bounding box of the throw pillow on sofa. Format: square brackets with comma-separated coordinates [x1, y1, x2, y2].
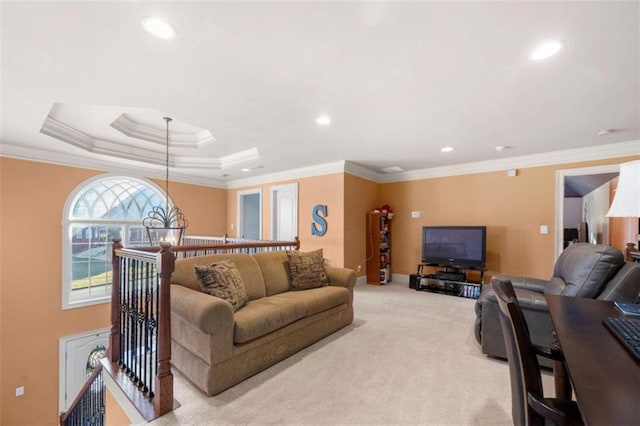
[286, 249, 329, 290]
[194, 259, 248, 311]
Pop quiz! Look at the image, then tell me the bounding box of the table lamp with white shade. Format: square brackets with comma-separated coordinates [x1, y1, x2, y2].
[606, 160, 640, 261]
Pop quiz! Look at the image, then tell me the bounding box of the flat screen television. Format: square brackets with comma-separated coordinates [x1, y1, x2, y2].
[422, 226, 486, 268]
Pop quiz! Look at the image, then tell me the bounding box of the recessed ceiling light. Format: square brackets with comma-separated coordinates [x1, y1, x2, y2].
[440, 146, 454, 153]
[241, 168, 251, 172]
[530, 41, 562, 60]
[316, 115, 331, 125]
[142, 17, 177, 40]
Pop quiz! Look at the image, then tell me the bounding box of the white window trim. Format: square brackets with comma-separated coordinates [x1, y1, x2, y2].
[62, 173, 167, 310]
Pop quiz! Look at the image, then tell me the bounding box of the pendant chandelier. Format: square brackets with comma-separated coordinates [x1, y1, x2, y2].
[143, 117, 188, 246]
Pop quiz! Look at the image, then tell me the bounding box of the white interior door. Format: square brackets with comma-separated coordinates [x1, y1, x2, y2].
[237, 189, 262, 240]
[271, 183, 298, 241]
[59, 328, 110, 412]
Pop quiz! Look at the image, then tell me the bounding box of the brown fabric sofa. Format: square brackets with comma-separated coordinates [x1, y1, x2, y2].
[169, 250, 356, 396]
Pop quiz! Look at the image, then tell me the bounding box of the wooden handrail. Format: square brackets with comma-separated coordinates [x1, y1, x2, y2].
[59, 364, 104, 426]
[171, 237, 300, 253]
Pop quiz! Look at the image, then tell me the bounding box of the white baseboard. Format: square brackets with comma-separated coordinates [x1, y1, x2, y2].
[391, 273, 410, 284]
[356, 274, 410, 285]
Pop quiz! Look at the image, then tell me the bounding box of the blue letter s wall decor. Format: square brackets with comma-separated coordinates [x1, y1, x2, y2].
[311, 204, 328, 236]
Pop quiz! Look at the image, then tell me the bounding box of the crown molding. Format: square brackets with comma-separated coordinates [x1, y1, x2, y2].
[225, 161, 348, 189]
[2, 139, 637, 190]
[219, 148, 261, 170]
[378, 140, 640, 183]
[343, 161, 383, 182]
[0, 143, 227, 188]
[110, 113, 215, 147]
[40, 116, 259, 170]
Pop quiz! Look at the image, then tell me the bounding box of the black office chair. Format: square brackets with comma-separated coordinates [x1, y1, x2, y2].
[492, 279, 583, 426]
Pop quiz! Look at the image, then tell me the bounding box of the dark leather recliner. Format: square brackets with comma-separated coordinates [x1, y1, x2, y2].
[474, 243, 640, 366]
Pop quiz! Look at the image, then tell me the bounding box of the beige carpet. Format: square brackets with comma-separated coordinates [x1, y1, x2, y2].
[151, 281, 553, 425]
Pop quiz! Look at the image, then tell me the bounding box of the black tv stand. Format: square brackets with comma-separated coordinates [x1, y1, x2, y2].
[410, 263, 485, 299]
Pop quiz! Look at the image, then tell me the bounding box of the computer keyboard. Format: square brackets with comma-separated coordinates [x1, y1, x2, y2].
[603, 316, 640, 363]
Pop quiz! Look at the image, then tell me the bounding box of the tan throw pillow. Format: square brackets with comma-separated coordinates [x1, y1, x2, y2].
[194, 259, 248, 311]
[286, 249, 329, 291]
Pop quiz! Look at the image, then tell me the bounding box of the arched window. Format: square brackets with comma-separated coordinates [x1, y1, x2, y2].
[62, 174, 168, 309]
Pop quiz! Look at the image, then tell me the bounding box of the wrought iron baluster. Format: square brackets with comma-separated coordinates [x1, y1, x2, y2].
[132, 258, 140, 384]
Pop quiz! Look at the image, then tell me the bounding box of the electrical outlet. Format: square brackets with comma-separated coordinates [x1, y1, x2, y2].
[16, 386, 24, 397]
[356, 265, 362, 272]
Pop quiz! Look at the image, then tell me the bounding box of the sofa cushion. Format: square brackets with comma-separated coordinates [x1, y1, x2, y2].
[275, 286, 349, 316]
[286, 249, 329, 291]
[253, 251, 291, 296]
[194, 259, 248, 312]
[549, 243, 624, 297]
[233, 295, 306, 343]
[173, 253, 267, 301]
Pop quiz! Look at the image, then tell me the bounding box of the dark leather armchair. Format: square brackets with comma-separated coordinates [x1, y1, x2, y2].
[474, 243, 640, 366]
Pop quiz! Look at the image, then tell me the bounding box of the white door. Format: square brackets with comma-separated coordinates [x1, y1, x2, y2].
[59, 328, 110, 412]
[237, 189, 262, 240]
[271, 183, 298, 241]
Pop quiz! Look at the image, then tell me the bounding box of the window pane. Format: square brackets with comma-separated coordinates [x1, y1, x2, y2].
[128, 226, 149, 247]
[70, 177, 165, 221]
[70, 225, 121, 297]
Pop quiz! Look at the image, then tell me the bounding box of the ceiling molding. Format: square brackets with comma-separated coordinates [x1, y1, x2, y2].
[378, 140, 640, 183]
[40, 115, 258, 170]
[343, 161, 383, 182]
[0, 143, 227, 189]
[218, 148, 261, 170]
[40, 116, 98, 152]
[110, 113, 215, 148]
[1, 139, 637, 189]
[225, 161, 347, 189]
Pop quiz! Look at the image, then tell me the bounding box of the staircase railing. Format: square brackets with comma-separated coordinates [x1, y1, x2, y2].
[179, 235, 300, 257]
[107, 240, 174, 420]
[59, 364, 105, 426]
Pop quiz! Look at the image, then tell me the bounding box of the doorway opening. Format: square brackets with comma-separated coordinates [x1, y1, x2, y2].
[555, 164, 619, 257]
[237, 189, 262, 240]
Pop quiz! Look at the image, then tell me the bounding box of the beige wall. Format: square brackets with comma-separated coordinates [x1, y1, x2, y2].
[344, 174, 379, 273]
[226, 173, 347, 267]
[381, 156, 640, 281]
[0, 157, 225, 425]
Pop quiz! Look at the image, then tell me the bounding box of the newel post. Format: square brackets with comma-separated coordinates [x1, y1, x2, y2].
[108, 239, 123, 362]
[155, 242, 174, 416]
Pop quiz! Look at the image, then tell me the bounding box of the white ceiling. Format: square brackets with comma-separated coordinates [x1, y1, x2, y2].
[1, 1, 639, 187]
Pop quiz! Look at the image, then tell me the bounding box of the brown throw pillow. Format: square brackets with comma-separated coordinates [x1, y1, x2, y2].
[286, 249, 329, 291]
[194, 259, 248, 311]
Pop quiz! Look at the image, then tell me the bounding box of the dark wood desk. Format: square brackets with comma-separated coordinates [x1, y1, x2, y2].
[546, 295, 640, 426]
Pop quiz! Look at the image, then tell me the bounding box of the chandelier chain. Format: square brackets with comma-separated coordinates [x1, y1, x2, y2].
[164, 116, 171, 214]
